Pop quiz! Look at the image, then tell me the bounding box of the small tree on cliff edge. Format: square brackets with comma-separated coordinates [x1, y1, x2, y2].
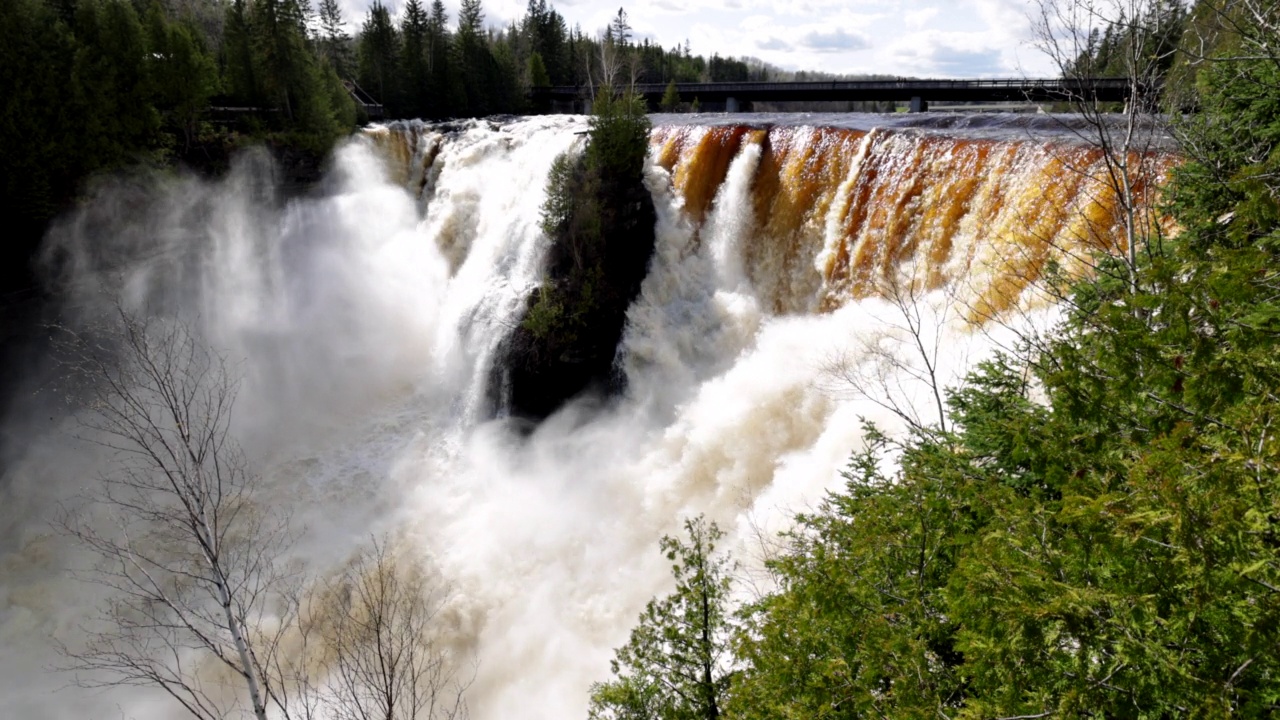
[588, 516, 736, 720]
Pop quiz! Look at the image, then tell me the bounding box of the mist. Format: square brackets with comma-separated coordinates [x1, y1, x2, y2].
[0, 115, 1077, 719]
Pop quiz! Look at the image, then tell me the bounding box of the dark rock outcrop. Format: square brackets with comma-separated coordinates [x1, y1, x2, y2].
[490, 114, 657, 421]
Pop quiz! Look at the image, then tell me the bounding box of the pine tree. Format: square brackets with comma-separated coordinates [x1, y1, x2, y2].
[357, 1, 400, 115]
[528, 50, 549, 86]
[252, 0, 340, 133]
[145, 3, 216, 151]
[401, 0, 430, 118]
[588, 517, 734, 720]
[0, 0, 78, 286]
[609, 7, 630, 46]
[522, 0, 566, 84]
[71, 0, 159, 169]
[223, 0, 261, 106]
[454, 0, 489, 115]
[426, 0, 456, 118]
[316, 0, 352, 77]
[659, 79, 680, 112]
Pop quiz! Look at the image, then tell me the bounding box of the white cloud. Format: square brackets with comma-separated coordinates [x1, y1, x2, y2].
[904, 7, 938, 30]
[756, 36, 794, 51]
[649, 0, 684, 11]
[340, 0, 1063, 78]
[800, 27, 872, 53]
[970, 0, 1034, 40]
[884, 29, 1014, 77]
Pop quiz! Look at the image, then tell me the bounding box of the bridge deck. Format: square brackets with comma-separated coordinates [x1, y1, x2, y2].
[532, 78, 1135, 108]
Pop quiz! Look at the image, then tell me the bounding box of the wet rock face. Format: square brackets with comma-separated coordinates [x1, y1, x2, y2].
[491, 168, 657, 423]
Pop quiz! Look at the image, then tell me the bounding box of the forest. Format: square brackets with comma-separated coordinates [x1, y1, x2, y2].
[0, 0, 767, 295]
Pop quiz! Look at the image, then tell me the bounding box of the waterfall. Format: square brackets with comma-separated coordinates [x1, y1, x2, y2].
[0, 114, 1168, 720]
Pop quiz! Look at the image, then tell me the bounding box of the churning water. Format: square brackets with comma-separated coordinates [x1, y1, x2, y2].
[0, 113, 1158, 719]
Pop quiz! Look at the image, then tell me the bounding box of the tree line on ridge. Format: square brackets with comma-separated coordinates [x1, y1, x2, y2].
[0, 0, 768, 294]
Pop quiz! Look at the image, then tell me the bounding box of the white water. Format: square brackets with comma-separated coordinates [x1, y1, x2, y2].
[0, 115, 1053, 719]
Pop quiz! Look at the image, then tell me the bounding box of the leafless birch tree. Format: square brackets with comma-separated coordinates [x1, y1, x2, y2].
[1030, 0, 1181, 293]
[55, 310, 294, 720]
[318, 540, 470, 720]
[826, 269, 958, 434]
[56, 311, 472, 720]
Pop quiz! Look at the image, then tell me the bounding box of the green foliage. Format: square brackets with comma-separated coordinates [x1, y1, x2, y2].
[72, 0, 161, 169]
[1065, 0, 1188, 110]
[223, 0, 261, 106]
[589, 517, 735, 720]
[0, 0, 76, 278]
[316, 0, 353, 77]
[538, 151, 577, 239]
[732, 424, 975, 719]
[520, 284, 569, 343]
[0, 0, 356, 292]
[339, 0, 808, 121]
[399, 0, 431, 119]
[659, 80, 681, 113]
[1067, 0, 1187, 79]
[523, 88, 650, 345]
[321, 62, 358, 130]
[146, 3, 218, 151]
[528, 51, 550, 88]
[523, 0, 567, 85]
[253, 0, 347, 137]
[603, 8, 1280, 718]
[585, 91, 650, 180]
[358, 2, 400, 116]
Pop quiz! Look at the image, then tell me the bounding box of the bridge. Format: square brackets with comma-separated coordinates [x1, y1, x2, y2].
[531, 78, 1138, 113]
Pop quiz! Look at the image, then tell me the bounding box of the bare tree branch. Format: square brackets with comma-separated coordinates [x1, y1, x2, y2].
[55, 308, 294, 720]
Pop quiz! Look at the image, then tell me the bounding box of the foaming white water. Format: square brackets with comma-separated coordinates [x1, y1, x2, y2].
[0, 115, 1052, 720]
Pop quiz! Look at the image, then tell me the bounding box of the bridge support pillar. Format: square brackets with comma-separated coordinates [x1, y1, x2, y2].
[582, 98, 592, 114]
[909, 96, 928, 113]
[725, 96, 739, 113]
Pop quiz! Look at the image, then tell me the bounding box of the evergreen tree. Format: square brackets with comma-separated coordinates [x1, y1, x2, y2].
[426, 0, 457, 118]
[0, 0, 77, 288]
[454, 0, 488, 115]
[316, 0, 352, 77]
[528, 51, 550, 86]
[659, 79, 680, 112]
[609, 7, 630, 46]
[521, 0, 567, 84]
[145, 3, 217, 152]
[222, 0, 261, 107]
[489, 31, 523, 113]
[357, 2, 400, 115]
[72, 0, 160, 169]
[401, 0, 431, 118]
[588, 517, 735, 720]
[249, 0, 344, 135]
[727, 11, 1280, 716]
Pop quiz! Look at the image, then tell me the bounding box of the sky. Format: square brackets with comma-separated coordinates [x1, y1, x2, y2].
[342, 0, 1062, 78]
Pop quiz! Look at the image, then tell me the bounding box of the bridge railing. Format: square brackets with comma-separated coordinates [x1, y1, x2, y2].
[532, 77, 1136, 98]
